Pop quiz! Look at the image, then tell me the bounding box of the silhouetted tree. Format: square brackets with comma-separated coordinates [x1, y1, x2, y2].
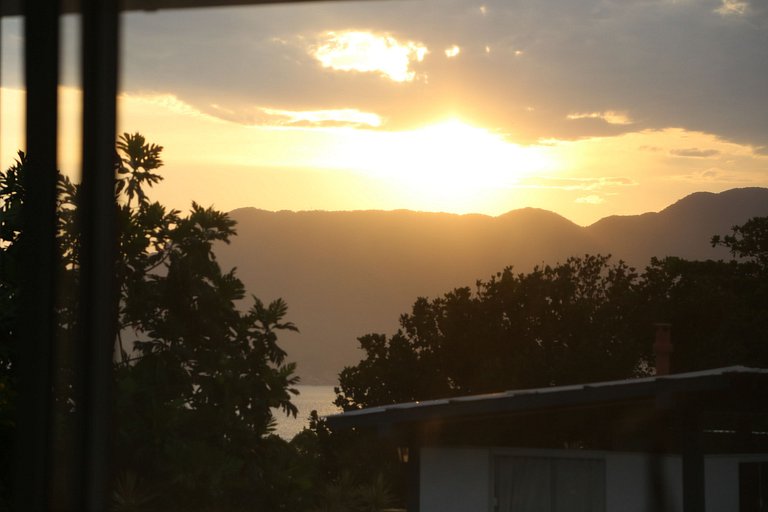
[0, 153, 25, 508]
[0, 135, 306, 511]
[712, 215, 768, 266]
[326, 214, 768, 510]
[639, 256, 768, 372]
[336, 255, 648, 410]
[291, 411, 402, 512]
[337, 237, 768, 412]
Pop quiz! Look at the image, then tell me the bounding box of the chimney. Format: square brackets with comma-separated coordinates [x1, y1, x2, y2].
[653, 323, 673, 376]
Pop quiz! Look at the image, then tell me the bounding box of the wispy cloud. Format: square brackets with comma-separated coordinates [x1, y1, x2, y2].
[121, 93, 384, 130]
[519, 176, 635, 191]
[566, 111, 633, 126]
[669, 147, 721, 158]
[575, 194, 605, 205]
[444, 45, 461, 58]
[715, 0, 748, 16]
[259, 107, 382, 128]
[206, 103, 383, 128]
[311, 31, 428, 82]
[670, 168, 752, 184]
[123, 92, 211, 119]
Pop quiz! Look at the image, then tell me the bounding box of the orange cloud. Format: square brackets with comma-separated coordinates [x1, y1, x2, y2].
[311, 31, 428, 82]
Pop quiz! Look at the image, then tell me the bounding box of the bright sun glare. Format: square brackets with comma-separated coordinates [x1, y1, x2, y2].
[316, 119, 558, 211]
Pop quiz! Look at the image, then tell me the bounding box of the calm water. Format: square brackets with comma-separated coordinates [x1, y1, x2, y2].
[274, 385, 339, 440]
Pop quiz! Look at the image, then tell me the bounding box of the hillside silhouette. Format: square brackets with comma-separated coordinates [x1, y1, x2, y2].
[215, 187, 768, 383]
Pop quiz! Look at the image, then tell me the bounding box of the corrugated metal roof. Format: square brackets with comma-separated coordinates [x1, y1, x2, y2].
[325, 366, 768, 429]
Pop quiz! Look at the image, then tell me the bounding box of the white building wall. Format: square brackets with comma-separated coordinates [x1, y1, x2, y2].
[419, 447, 684, 512]
[705, 454, 768, 512]
[419, 446, 768, 512]
[420, 446, 491, 512]
[605, 453, 682, 512]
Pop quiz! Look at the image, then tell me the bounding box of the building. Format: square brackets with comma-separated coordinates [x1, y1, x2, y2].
[327, 366, 768, 512]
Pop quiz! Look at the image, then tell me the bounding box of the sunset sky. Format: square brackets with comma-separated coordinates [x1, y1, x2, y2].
[2, 0, 767, 225]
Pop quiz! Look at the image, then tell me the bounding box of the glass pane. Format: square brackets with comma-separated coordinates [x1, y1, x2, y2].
[553, 458, 606, 512]
[0, 11, 84, 508]
[496, 456, 605, 512]
[496, 456, 553, 512]
[0, 16, 23, 166]
[113, 0, 768, 414]
[0, 16, 23, 510]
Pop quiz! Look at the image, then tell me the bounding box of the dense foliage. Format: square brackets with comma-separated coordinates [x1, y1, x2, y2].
[0, 153, 25, 508]
[328, 218, 768, 505]
[111, 136, 303, 510]
[337, 231, 768, 411]
[336, 255, 643, 409]
[0, 136, 307, 511]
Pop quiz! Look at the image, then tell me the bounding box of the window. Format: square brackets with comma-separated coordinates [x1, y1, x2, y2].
[495, 455, 606, 512]
[740, 461, 768, 512]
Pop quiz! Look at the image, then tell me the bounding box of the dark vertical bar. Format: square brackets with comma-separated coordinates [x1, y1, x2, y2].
[76, 0, 119, 508]
[650, 409, 672, 512]
[407, 443, 420, 512]
[681, 414, 705, 512]
[16, 0, 60, 509]
[739, 462, 759, 512]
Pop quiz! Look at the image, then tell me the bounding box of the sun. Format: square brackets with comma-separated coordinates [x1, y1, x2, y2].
[321, 118, 558, 212]
[397, 119, 552, 184]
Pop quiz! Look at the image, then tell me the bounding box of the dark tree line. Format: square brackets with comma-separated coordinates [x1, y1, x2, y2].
[335, 223, 768, 411]
[319, 214, 768, 508]
[301, 213, 768, 511]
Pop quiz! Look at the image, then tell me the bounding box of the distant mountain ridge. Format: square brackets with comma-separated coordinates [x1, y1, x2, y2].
[587, 187, 768, 263]
[215, 187, 768, 384]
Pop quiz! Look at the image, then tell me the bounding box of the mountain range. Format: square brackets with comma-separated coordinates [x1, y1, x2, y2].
[214, 187, 768, 384]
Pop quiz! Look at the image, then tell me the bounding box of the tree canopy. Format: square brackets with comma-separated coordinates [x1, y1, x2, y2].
[712, 215, 768, 267]
[336, 255, 649, 410]
[0, 135, 304, 511]
[111, 135, 302, 508]
[337, 231, 768, 411]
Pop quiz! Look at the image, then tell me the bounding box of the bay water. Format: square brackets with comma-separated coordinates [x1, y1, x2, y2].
[274, 385, 339, 440]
